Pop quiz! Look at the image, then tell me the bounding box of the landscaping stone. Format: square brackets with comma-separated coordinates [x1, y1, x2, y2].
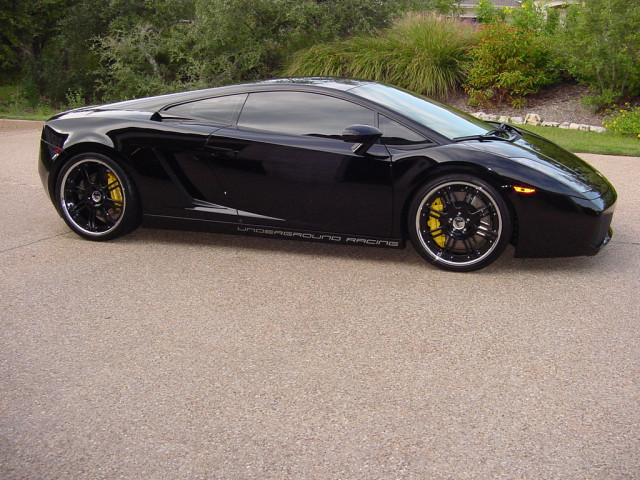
[524, 113, 541, 126]
[468, 112, 605, 133]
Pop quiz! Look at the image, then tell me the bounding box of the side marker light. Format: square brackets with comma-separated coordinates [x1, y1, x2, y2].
[514, 186, 536, 194]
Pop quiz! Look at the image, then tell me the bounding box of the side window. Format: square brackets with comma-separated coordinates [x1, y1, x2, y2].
[237, 91, 375, 138]
[379, 115, 428, 146]
[165, 94, 247, 124]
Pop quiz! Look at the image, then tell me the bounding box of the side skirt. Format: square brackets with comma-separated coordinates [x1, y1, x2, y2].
[142, 214, 405, 249]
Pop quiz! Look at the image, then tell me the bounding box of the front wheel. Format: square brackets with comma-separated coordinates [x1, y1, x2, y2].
[408, 174, 512, 272]
[55, 153, 140, 240]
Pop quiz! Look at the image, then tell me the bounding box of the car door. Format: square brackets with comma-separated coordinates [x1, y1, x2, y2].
[204, 91, 394, 237]
[138, 94, 250, 220]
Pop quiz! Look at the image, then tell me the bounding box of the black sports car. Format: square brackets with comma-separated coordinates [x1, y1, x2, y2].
[39, 78, 616, 271]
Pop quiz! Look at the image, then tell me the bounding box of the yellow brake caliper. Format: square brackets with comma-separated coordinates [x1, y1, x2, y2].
[427, 197, 446, 247]
[106, 172, 123, 206]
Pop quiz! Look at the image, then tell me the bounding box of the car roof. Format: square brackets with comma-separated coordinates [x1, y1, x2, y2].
[95, 78, 378, 112]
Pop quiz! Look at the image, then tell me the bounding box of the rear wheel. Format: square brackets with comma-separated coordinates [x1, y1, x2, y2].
[55, 153, 140, 240]
[408, 174, 512, 272]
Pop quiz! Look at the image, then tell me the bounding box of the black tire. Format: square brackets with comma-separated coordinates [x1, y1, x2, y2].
[408, 174, 512, 272]
[55, 153, 140, 240]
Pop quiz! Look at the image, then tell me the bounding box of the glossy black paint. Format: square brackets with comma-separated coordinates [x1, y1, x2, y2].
[39, 78, 617, 260]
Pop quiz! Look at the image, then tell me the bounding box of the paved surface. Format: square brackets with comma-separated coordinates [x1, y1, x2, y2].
[1, 120, 639, 479]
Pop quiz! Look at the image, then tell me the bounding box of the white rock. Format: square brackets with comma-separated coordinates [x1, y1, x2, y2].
[569, 123, 580, 130]
[510, 116, 524, 125]
[472, 112, 486, 119]
[579, 124, 590, 131]
[485, 114, 500, 122]
[524, 113, 542, 126]
[498, 115, 510, 123]
[541, 121, 560, 128]
[559, 122, 570, 129]
[590, 126, 606, 133]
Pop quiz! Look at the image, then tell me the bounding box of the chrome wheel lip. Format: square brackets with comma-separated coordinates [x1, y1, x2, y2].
[59, 158, 126, 237]
[415, 180, 502, 267]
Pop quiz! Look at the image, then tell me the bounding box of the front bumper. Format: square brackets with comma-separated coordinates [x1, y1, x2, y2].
[510, 187, 616, 258]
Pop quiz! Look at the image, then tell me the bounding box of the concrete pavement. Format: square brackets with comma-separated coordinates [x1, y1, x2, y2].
[1, 121, 639, 479]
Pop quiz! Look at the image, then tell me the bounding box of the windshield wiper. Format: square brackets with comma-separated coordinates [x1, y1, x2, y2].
[486, 122, 521, 138]
[453, 123, 521, 143]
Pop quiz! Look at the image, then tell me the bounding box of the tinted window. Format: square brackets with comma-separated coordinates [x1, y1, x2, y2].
[238, 92, 375, 138]
[379, 115, 428, 146]
[351, 84, 491, 140]
[166, 94, 247, 124]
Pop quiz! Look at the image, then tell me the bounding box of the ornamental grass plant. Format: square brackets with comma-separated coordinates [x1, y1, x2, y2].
[284, 13, 477, 99]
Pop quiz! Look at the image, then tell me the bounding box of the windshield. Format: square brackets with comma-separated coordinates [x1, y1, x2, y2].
[350, 84, 492, 140]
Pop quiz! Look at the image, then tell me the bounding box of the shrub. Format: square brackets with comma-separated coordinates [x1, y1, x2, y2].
[555, 0, 640, 110]
[603, 104, 640, 139]
[464, 22, 557, 108]
[285, 13, 477, 99]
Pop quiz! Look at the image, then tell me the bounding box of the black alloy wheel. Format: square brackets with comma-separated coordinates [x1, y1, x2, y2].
[408, 174, 512, 272]
[56, 153, 140, 240]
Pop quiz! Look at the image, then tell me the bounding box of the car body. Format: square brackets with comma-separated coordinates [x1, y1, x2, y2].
[39, 78, 616, 271]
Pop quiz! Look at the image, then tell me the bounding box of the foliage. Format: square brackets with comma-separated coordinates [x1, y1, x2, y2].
[92, 0, 434, 100]
[0, 85, 58, 119]
[3, 0, 436, 103]
[555, 0, 640, 110]
[464, 22, 557, 108]
[475, 0, 506, 25]
[285, 13, 477, 99]
[509, 0, 546, 32]
[603, 104, 640, 139]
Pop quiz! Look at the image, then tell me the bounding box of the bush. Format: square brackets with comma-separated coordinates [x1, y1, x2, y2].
[555, 0, 640, 110]
[603, 104, 640, 139]
[464, 22, 556, 108]
[285, 13, 477, 99]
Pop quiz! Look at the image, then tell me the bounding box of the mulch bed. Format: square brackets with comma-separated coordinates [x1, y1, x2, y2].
[445, 83, 605, 127]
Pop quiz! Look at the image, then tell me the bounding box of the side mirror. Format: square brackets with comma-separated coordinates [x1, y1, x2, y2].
[342, 124, 382, 155]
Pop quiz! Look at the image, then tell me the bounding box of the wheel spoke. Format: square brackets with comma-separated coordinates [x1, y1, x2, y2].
[463, 187, 477, 205]
[426, 226, 444, 235]
[443, 235, 456, 253]
[104, 197, 123, 209]
[101, 207, 116, 226]
[66, 179, 85, 195]
[427, 206, 444, 217]
[476, 223, 498, 241]
[67, 199, 89, 216]
[462, 237, 479, 256]
[79, 164, 93, 185]
[106, 180, 120, 193]
[472, 205, 492, 219]
[87, 207, 98, 231]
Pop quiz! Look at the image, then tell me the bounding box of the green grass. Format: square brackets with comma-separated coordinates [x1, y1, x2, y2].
[520, 125, 640, 156]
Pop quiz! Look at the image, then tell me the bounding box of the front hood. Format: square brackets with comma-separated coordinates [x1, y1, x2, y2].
[465, 130, 612, 197]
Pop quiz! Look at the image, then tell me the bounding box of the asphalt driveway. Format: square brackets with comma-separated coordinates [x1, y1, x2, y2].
[1, 120, 639, 479]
